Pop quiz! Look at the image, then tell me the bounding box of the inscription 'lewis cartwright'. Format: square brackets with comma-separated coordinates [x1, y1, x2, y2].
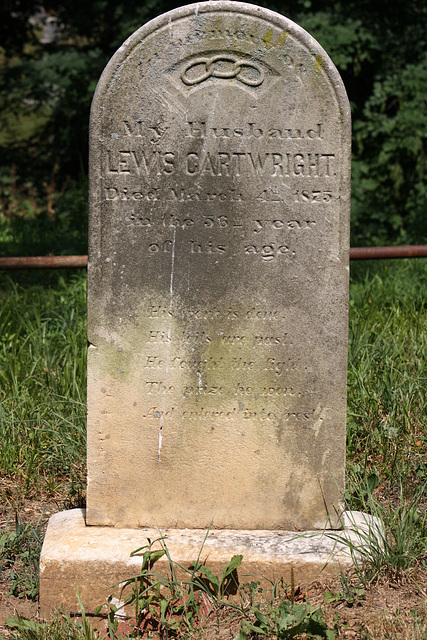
[106, 148, 335, 177]
[87, 2, 351, 531]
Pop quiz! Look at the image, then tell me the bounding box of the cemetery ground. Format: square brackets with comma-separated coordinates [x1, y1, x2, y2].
[0, 261, 427, 639]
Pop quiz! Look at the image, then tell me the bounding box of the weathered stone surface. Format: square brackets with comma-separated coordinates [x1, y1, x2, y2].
[87, 1, 351, 529]
[40, 509, 369, 620]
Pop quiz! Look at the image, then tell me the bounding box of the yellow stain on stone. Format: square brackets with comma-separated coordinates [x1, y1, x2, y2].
[313, 54, 324, 74]
[262, 28, 287, 49]
[275, 30, 287, 47]
[262, 28, 274, 47]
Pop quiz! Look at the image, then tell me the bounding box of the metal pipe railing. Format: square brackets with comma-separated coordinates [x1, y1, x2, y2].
[1, 246, 427, 269]
[0, 255, 88, 269]
[350, 245, 427, 260]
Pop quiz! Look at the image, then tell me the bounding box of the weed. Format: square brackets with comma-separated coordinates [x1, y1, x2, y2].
[6, 611, 91, 640]
[323, 568, 365, 607]
[0, 511, 46, 600]
[191, 553, 242, 599]
[76, 592, 97, 640]
[345, 466, 380, 512]
[328, 482, 427, 587]
[237, 576, 334, 640]
[89, 537, 335, 640]
[238, 599, 334, 639]
[95, 535, 241, 638]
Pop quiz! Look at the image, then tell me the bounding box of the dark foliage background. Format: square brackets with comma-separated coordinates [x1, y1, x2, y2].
[1, 0, 426, 255]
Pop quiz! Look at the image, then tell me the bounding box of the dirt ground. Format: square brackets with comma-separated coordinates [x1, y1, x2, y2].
[1, 497, 426, 640]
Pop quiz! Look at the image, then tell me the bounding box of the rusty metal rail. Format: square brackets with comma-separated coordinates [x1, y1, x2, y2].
[0, 255, 88, 269]
[350, 245, 427, 260]
[1, 246, 427, 269]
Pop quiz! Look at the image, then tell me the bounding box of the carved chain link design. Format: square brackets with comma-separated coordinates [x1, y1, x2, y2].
[181, 54, 264, 87]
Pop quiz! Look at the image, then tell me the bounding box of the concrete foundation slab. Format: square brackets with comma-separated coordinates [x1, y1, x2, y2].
[39, 509, 377, 620]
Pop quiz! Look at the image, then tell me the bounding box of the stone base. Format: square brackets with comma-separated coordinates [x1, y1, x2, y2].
[39, 509, 375, 620]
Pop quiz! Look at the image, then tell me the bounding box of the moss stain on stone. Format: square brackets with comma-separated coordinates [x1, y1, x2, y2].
[275, 29, 287, 48]
[261, 28, 287, 51]
[262, 28, 274, 48]
[313, 54, 323, 74]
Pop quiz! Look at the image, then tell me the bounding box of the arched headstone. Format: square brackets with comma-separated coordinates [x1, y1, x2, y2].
[87, 1, 351, 531]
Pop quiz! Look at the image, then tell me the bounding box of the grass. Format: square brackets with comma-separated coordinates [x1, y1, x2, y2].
[0, 271, 87, 499]
[1, 258, 427, 638]
[347, 260, 427, 504]
[327, 482, 427, 587]
[0, 511, 45, 600]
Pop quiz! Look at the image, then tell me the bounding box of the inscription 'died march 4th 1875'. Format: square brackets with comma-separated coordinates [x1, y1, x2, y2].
[87, 2, 351, 530]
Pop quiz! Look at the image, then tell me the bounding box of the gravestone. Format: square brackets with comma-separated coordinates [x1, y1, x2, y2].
[87, 0, 350, 531]
[40, 1, 352, 617]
